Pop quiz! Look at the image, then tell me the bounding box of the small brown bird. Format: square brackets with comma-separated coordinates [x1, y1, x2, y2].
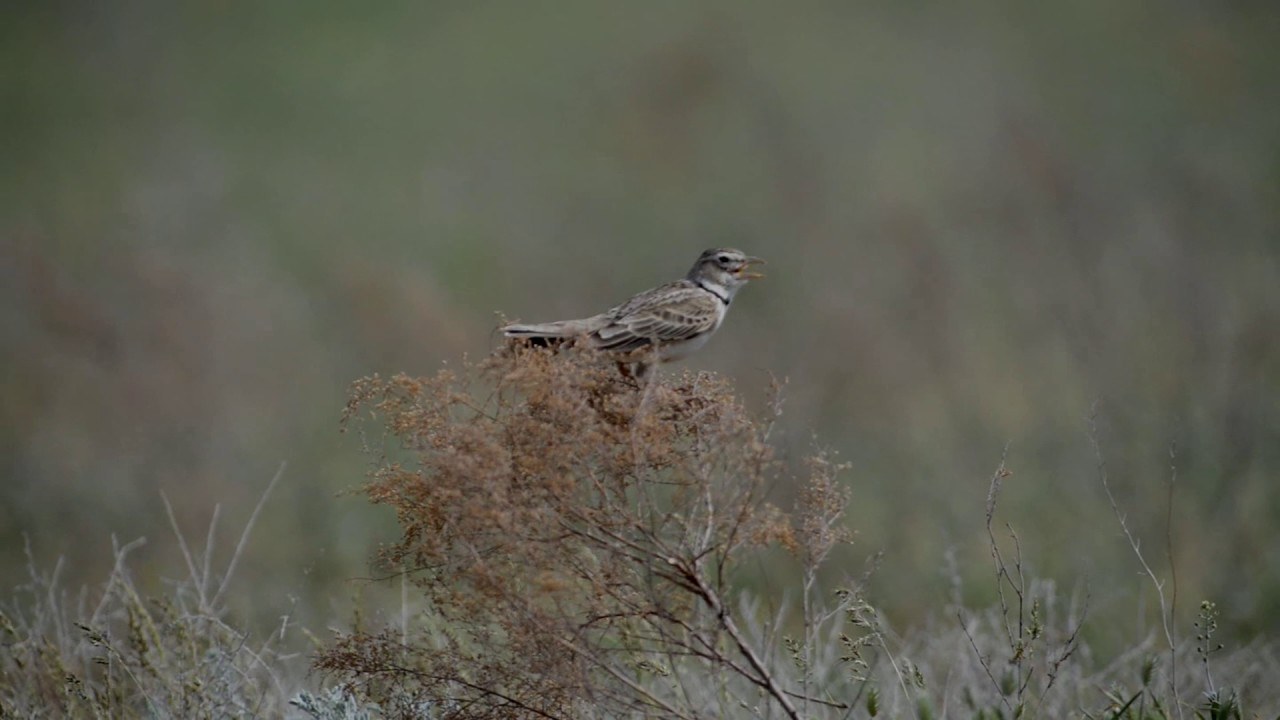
[502, 248, 765, 377]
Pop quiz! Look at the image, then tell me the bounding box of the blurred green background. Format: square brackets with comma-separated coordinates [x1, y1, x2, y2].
[4, 1, 1278, 643]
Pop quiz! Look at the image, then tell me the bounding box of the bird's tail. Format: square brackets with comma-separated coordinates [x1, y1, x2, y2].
[501, 318, 600, 347]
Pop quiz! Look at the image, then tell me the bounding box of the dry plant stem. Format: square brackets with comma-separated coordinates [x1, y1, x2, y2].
[1165, 442, 1181, 719]
[877, 631, 919, 720]
[89, 536, 147, 626]
[801, 558, 816, 715]
[94, 597, 163, 717]
[214, 461, 285, 609]
[976, 445, 1089, 715]
[1032, 592, 1087, 718]
[792, 451, 853, 714]
[984, 445, 1016, 649]
[562, 516, 802, 714]
[202, 503, 221, 600]
[400, 564, 409, 645]
[1087, 408, 1181, 718]
[391, 666, 570, 720]
[162, 490, 206, 607]
[958, 610, 1012, 714]
[682, 558, 800, 719]
[550, 635, 692, 719]
[160, 461, 285, 614]
[165, 466, 292, 702]
[109, 534, 168, 655]
[975, 447, 1017, 715]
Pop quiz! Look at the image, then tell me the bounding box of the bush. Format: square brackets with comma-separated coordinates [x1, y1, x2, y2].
[319, 345, 872, 718]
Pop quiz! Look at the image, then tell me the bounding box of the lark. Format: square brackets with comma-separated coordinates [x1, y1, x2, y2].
[502, 248, 765, 378]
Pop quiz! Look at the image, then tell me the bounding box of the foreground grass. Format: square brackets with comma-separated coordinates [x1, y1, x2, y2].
[3, 354, 1277, 718]
[0, 468, 304, 718]
[4, 550, 1276, 719]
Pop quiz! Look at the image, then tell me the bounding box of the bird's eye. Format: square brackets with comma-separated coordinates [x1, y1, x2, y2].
[716, 254, 731, 264]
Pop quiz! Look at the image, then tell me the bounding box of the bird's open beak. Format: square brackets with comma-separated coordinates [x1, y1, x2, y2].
[739, 256, 766, 280]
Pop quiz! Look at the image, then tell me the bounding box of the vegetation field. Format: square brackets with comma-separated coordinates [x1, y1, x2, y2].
[3, 2, 1278, 717]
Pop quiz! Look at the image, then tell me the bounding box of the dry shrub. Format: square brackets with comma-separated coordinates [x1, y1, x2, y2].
[317, 345, 842, 719]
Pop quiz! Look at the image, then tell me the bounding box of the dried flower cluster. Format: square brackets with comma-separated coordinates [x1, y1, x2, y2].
[319, 345, 839, 718]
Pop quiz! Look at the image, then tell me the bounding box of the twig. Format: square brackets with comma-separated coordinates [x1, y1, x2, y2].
[984, 445, 1016, 650]
[213, 462, 286, 608]
[682, 558, 801, 719]
[958, 609, 1014, 714]
[162, 490, 204, 607]
[1087, 405, 1180, 719]
[1165, 441, 1182, 719]
[202, 503, 221, 602]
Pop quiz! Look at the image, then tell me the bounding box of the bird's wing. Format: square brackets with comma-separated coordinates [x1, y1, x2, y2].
[590, 283, 721, 353]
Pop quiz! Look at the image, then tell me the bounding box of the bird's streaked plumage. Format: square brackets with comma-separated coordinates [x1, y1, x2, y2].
[502, 248, 764, 377]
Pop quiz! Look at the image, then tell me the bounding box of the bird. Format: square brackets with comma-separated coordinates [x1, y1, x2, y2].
[502, 248, 765, 378]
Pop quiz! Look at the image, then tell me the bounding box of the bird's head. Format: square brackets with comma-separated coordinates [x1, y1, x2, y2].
[688, 248, 766, 291]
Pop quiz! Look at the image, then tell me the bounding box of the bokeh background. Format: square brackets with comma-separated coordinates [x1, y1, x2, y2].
[4, 1, 1278, 646]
